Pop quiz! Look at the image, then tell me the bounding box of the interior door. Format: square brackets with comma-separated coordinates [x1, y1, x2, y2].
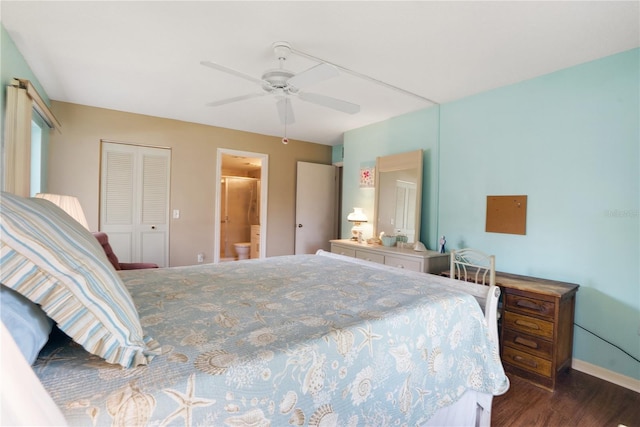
[100, 142, 171, 267]
[294, 162, 336, 254]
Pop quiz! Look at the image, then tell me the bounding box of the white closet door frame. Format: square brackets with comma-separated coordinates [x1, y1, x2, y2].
[100, 141, 171, 267]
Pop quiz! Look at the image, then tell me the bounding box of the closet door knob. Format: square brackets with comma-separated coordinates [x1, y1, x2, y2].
[151, 225, 156, 230]
[297, 224, 303, 228]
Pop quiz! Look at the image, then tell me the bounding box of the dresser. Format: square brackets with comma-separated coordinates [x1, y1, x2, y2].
[329, 239, 449, 274]
[497, 273, 579, 391]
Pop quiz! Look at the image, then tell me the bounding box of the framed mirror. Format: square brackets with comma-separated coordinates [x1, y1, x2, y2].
[374, 149, 423, 244]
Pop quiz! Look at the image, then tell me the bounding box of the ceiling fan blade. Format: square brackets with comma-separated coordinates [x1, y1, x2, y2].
[206, 92, 266, 107]
[276, 97, 295, 125]
[201, 60, 265, 85]
[298, 92, 360, 114]
[287, 63, 339, 89]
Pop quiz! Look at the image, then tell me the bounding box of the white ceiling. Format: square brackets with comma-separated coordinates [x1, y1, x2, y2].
[2, 1, 638, 146]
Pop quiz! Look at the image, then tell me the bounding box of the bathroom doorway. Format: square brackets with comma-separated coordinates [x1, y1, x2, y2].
[214, 149, 268, 263]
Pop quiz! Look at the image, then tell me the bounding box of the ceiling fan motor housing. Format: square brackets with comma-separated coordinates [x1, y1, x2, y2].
[261, 69, 297, 92]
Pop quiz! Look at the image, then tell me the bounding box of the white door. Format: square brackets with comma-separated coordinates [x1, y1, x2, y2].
[100, 142, 171, 267]
[295, 162, 336, 254]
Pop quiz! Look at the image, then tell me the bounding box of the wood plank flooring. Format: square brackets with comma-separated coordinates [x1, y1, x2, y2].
[492, 369, 640, 427]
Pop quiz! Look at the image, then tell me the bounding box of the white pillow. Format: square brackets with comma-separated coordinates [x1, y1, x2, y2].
[0, 192, 160, 368]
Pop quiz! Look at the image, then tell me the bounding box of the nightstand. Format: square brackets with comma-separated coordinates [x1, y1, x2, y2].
[497, 273, 579, 391]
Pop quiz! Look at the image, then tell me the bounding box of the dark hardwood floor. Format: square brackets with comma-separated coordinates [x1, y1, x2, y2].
[492, 369, 640, 427]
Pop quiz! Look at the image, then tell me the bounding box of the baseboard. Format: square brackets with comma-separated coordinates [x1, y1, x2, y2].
[572, 359, 640, 393]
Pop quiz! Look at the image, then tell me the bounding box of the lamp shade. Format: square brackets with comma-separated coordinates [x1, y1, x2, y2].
[347, 207, 367, 223]
[35, 193, 89, 230]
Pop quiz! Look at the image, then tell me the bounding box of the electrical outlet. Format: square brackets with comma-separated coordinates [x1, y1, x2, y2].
[197, 253, 204, 263]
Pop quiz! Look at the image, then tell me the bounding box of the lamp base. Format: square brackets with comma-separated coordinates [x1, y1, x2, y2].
[350, 223, 364, 243]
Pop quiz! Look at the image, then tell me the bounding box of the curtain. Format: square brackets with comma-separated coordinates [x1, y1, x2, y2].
[3, 79, 60, 196]
[3, 85, 33, 196]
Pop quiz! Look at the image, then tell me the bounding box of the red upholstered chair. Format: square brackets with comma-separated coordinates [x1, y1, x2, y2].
[92, 232, 159, 270]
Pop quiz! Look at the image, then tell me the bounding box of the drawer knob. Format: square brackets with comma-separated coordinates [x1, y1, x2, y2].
[515, 319, 540, 330]
[514, 336, 539, 349]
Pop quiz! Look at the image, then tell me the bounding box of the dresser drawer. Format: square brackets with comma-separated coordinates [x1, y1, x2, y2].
[502, 329, 553, 360]
[384, 255, 421, 272]
[505, 294, 555, 320]
[356, 251, 385, 264]
[502, 346, 552, 377]
[503, 311, 554, 339]
[331, 244, 355, 257]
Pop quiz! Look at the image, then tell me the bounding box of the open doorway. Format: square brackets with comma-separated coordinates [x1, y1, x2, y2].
[214, 148, 268, 263]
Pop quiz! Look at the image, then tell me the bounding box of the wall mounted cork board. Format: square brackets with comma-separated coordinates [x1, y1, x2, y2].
[486, 195, 527, 235]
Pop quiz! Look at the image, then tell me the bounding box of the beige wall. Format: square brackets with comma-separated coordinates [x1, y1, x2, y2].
[47, 101, 332, 266]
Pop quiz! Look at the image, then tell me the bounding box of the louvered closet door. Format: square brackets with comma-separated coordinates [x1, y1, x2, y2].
[100, 142, 171, 267]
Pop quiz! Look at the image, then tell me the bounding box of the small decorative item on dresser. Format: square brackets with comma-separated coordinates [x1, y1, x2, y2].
[381, 235, 397, 247]
[395, 233, 408, 248]
[439, 235, 446, 253]
[413, 241, 427, 251]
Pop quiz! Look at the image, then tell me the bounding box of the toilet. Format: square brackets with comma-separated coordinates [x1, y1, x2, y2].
[233, 242, 251, 260]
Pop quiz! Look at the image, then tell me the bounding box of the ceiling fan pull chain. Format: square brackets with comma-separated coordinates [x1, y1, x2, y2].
[282, 98, 289, 144]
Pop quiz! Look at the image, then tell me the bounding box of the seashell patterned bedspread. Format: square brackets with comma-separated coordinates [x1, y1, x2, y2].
[34, 253, 508, 426]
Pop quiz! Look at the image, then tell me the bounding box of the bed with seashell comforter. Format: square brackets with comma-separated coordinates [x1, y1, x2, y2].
[31, 250, 508, 426]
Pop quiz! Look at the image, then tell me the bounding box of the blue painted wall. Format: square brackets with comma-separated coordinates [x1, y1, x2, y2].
[1, 25, 52, 192]
[342, 107, 441, 245]
[1, 24, 51, 117]
[343, 48, 639, 380]
[331, 144, 343, 164]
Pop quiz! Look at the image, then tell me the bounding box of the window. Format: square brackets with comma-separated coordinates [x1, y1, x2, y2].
[30, 117, 44, 196]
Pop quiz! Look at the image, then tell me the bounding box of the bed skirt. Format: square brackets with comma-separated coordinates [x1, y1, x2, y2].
[423, 390, 493, 427]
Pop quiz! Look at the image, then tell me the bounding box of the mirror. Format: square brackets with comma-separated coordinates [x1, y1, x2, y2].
[374, 149, 423, 244]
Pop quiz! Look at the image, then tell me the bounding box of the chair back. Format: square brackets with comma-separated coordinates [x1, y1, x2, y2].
[92, 232, 122, 270]
[450, 248, 496, 286]
[92, 232, 159, 270]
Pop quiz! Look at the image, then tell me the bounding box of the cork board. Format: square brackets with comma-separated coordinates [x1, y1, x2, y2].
[486, 195, 527, 235]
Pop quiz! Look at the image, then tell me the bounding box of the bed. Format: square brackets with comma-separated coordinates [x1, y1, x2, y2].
[0, 192, 509, 426]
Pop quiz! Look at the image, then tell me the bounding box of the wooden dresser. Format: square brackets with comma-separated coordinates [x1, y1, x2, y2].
[497, 273, 579, 391]
[329, 239, 449, 274]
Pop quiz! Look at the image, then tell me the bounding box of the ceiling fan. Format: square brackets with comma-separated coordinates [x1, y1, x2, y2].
[201, 42, 360, 125]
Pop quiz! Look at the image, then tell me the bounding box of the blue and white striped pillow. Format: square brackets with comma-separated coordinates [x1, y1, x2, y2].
[0, 192, 160, 368]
